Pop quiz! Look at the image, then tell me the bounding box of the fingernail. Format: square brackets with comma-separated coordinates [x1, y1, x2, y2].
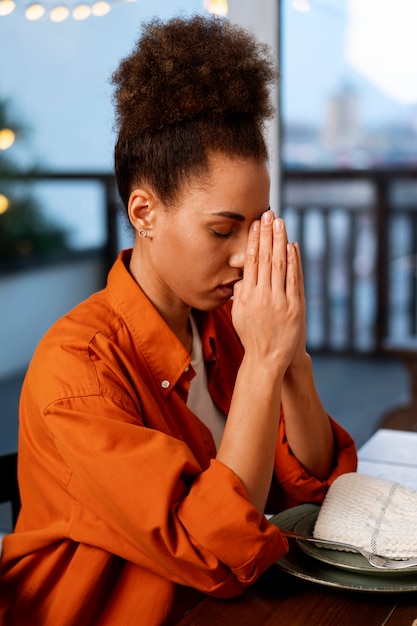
[262, 210, 273, 224]
[251, 220, 260, 231]
[274, 218, 283, 231]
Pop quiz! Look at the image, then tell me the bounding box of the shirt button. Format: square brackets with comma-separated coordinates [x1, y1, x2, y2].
[161, 380, 170, 389]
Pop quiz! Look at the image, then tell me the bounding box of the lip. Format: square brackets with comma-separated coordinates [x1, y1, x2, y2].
[217, 279, 241, 298]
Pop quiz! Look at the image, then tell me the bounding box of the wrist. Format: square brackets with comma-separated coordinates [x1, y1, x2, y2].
[239, 352, 286, 387]
[285, 351, 312, 380]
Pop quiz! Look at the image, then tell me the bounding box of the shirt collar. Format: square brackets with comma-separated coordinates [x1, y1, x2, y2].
[106, 250, 218, 397]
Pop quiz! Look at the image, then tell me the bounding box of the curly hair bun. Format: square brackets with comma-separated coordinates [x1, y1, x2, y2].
[112, 14, 278, 134]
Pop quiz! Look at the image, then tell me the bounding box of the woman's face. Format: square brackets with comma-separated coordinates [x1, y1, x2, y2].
[132, 153, 270, 313]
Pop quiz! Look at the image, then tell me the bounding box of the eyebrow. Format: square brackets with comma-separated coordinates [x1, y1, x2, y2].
[213, 211, 245, 222]
[213, 207, 270, 222]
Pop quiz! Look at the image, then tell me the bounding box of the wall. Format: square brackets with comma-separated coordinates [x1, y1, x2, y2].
[0, 254, 105, 380]
[228, 0, 281, 213]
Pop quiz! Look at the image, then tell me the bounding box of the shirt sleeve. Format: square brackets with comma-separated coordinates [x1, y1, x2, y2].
[41, 394, 287, 599]
[271, 414, 358, 511]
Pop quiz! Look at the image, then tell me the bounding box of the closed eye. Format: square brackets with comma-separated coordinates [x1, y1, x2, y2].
[210, 229, 233, 239]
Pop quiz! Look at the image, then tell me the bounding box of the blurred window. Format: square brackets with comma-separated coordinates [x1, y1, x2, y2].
[282, 0, 417, 169]
[0, 1, 201, 268]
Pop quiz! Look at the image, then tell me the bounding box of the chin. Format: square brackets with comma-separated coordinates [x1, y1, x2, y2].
[197, 296, 232, 312]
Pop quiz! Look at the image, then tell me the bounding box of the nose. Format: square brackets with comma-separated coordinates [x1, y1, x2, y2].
[228, 235, 247, 270]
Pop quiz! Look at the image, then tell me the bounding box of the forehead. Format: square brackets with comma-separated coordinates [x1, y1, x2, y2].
[186, 153, 270, 208]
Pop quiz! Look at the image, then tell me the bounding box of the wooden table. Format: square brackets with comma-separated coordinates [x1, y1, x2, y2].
[176, 566, 417, 625]
[176, 430, 417, 625]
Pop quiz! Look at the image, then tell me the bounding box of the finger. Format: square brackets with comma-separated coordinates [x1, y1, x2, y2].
[285, 243, 299, 299]
[242, 219, 260, 288]
[271, 217, 288, 291]
[257, 210, 275, 287]
[293, 242, 306, 311]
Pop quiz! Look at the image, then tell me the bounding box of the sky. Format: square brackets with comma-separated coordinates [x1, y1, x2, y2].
[2, 0, 417, 247]
[282, 0, 417, 127]
[0, 0, 203, 171]
[2, 0, 417, 170]
[0, 0, 204, 248]
[346, 0, 417, 105]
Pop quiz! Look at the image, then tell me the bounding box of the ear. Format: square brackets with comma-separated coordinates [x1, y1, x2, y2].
[128, 188, 156, 236]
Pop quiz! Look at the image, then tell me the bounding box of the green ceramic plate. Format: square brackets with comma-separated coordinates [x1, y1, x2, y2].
[271, 504, 417, 593]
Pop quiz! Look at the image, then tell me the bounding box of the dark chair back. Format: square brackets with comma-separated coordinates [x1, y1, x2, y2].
[0, 452, 20, 527]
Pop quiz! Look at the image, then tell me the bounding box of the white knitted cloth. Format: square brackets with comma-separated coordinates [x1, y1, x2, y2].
[313, 473, 417, 559]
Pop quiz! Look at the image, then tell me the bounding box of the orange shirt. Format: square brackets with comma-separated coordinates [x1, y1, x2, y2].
[0, 250, 357, 625]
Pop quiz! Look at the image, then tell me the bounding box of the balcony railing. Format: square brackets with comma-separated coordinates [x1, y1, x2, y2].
[0, 171, 121, 278]
[282, 168, 417, 354]
[3, 168, 417, 356]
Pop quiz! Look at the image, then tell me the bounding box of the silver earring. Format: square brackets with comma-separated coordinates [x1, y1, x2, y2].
[138, 229, 148, 238]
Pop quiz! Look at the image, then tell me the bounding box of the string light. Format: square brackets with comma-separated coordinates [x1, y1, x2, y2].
[91, 0, 110, 16]
[0, 0, 15, 16]
[0, 194, 10, 215]
[0, 129, 16, 150]
[0, 0, 223, 22]
[49, 4, 69, 20]
[25, 3, 45, 19]
[72, 2, 91, 19]
[0, 0, 136, 21]
[203, 0, 228, 16]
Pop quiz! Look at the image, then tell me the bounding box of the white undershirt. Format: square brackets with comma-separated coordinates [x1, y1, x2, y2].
[186, 316, 226, 450]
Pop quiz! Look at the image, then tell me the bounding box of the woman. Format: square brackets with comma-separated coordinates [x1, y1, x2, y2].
[0, 15, 357, 625]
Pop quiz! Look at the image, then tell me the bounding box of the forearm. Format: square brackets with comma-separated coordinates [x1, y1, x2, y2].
[281, 352, 335, 480]
[222, 213, 307, 515]
[216, 355, 285, 515]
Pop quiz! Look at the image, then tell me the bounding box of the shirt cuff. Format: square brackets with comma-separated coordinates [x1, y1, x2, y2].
[176, 458, 288, 587]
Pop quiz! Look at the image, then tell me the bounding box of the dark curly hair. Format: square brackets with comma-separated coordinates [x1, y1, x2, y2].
[111, 14, 278, 209]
